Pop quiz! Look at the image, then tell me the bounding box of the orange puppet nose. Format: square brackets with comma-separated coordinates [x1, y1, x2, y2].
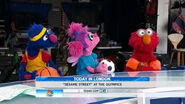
[142, 34, 151, 45]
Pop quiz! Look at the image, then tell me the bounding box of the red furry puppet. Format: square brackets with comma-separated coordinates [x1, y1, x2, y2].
[125, 28, 161, 72]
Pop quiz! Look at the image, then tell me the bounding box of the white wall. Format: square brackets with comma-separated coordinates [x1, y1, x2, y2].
[156, 0, 169, 54]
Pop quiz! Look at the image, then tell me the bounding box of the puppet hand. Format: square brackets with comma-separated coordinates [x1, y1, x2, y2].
[24, 74, 31, 80]
[19, 70, 26, 81]
[23, 71, 37, 80]
[57, 69, 62, 76]
[86, 66, 95, 73]
[31, 71, 37, 78]
[24, 72, 32, 80]
[20, 73, 26, 81]
[96, 62, 107, 73]
[19, 63, 27, 80]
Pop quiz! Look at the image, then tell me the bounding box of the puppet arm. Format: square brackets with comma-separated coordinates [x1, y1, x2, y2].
[48, 59, 62, 75]
[126, 58, 155, 71]
[126, 58, 140, 70]
[78, 56, 96, 73]
[79, 53, 107, 74]
[86, 66, 96, 73]
[86, 62, 107, 73]
[96, 62, 107, 73]
[84, 60, 107, 73]
[19, 62, 26, 80]
[19, 63, 37, 80]
[80, 57, 106, 73]
[149, 60, 161, 71]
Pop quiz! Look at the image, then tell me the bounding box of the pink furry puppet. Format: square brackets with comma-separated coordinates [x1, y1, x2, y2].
[67, 23, 107, 75]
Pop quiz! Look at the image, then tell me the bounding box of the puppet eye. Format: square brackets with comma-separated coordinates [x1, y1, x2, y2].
[47, 29, 53, 34]
[146, 28, 153, 36]
[137, 29, 145, 37]
[88, 32, 94, 41]
[43, 35, 48, 41]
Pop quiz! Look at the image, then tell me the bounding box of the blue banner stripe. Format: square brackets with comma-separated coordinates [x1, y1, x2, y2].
[36, 77, 149, 81]
[36, 89, 63, 93]
[89, 97, 134, 104]
[36, 89, 63, 96]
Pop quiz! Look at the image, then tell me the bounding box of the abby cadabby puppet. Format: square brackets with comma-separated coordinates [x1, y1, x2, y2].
[67, 23, 108, 75]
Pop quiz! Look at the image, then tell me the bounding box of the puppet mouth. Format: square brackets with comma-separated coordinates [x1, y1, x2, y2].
[49, 34, 57, 43]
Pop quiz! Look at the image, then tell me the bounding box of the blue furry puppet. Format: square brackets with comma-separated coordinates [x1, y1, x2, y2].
[19, 24, 61, 80]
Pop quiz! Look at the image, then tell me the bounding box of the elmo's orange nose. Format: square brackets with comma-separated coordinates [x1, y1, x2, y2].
[143, 34, 151, 45]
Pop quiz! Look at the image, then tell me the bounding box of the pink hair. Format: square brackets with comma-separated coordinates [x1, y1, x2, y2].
[68, 41, 83, 57]
[68, 23, 89, 48]
[68, 23, 83, 38]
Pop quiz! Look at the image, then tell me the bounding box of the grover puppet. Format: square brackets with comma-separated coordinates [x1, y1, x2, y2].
[67, 23, 107, 75]
[125, 28, 161, 71]
[19, 24, 61, 80]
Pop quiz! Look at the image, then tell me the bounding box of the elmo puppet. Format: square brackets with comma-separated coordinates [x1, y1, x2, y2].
[125, 28, 161, 71]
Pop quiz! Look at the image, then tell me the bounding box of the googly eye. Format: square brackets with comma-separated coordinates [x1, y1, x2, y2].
[146, 28, 153, 36]
[43, 35, 48, 41]
[88, 32, 94, 41]
[137, 29, 145, 37]
[47, 29, 53, 34]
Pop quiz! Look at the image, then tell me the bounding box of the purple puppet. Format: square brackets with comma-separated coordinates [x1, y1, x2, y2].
[67, 23, 107, 75]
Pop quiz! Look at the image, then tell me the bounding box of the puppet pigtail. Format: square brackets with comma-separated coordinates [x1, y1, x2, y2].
[68, 23, 83, 38]
[67, 23, 84, 66]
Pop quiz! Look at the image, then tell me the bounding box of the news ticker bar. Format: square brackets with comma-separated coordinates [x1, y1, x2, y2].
[36, 81, 185, 88]
[35, 77, 185, 88]
[36, 76, 150, 81]
[36, 76, 150, 88]
[36, 88, 185, 97]
[36, 81, 148, 88]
